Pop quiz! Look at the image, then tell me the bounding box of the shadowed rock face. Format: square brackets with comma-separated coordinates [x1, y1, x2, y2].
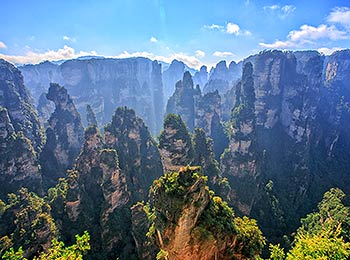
[221, 50, 350, 241]
[0, 107, 42, 199]
[20, 57, 164, 134]
[62, 125, 133, 259]
[158, 114, 194, 172]
[40, 83, 84, 186]
[166, 72, 229, 158]
[104, 107, 163, 202]
[166, 71, 196, 131]
[162, 59, 186, 102]
[0, 59, 43, 152]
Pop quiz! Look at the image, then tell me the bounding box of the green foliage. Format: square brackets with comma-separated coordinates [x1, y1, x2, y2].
[197, 196, 235, 238]
[234, 216, 266, 258]
[2, 231, 90, 260]
[0, 188, 57, 259]
[269, 244, 285, 260]
[2, 247, 24, 260]
[156, 249, 168, 260]
[298, 188, 350, 239]
[286, 226, 350, 260]
[284, 188, 350, 259]
[158, 114, 193, 160]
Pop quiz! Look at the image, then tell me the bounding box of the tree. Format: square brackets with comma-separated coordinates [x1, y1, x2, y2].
[285, 188, 350, 259]
[2, 231, 90, 260]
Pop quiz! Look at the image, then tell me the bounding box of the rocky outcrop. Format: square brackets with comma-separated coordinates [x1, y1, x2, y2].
[193, 128, 231, 198]
[131, 203, 158, 260]
[203, 60, 241, 94]
[40, 83, 84, 186]
[221, 49, 350, 241]
[193, 65, 208, 89]
[86, 104, 97, 126]
[104, 107, 163, 202]
[166, 71, 196, 131]
[37, 92, 54, 128]
[0, 107, 42, 199]
[162, 60, 186, 102]
[158, 114, 194, 172]
[20, 57, 164, 134]
[146, 166, 265, 260]
[0, 59, 43, 152]
[195, 89, 221, 136]
[62, 125, 133, 259]
[166, 72, 229, 157]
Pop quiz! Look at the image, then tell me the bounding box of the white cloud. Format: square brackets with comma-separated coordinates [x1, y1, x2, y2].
[63, 35, 76, 43]
[150, 36, 158, 43]
[0, 41, 7, 49]
[0, 45, 97, 64]
[195, 50, 205, 58]
[204, 22, 251, 36]
[264, 4, 279, 11]
[226, 22, 251, 36]
[0, 45, 202, 69]
[263, 4, 296, 19]
[111, 51, 202, 69]
[226, 23, 240, 35]
[213, 51, 234, 57]
[259, 40, 295, 49]
[327, 7, 350, 27]
[259, 24, 349, 49]
[317, 47, 344, 55]
[204, 24, 224, 30]
[289, 24, 347, 41]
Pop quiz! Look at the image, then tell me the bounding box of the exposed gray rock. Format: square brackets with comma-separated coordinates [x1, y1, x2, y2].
[104, 107, 163, 202]
[40, 83, 84, 186]
[0, 107, 42, 199]
[221, 49, 350, 241]
[20, 57, 164, 134]
[0, 59, 43, 152]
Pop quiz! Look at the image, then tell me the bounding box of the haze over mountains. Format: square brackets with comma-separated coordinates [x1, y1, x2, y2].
[1, 47, 350, 259]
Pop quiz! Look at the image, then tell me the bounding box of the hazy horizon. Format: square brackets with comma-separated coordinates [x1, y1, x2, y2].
[1, 0, 350, 69]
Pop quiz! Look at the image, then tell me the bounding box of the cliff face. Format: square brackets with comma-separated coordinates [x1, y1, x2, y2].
[104, 107, 163, 202]
[166, 71, 196, 131]
[158, 114, 194, 172]
[193, 65, 208, 89]
[166, 72, 229, 158]
[0, 59, 43, 152]
[20, 57, 164, 134]
[0, 107, 42, 199]
[145, 166, 265, 260]
[203, 60, 241, 94]
[40, 83, 84, 186]
[162, 59, 186, 102]
[63, 125, 132, 259]
[221, 50, 350, 240]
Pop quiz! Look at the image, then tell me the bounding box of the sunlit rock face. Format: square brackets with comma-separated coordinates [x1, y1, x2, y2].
[0, 107, 42, 199]
[0, 59, 43, 152]
[221, 50, 350, 240]
[20, 57, 164, 134]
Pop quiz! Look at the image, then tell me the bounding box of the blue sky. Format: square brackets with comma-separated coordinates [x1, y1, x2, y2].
[0, 0, 349, 69]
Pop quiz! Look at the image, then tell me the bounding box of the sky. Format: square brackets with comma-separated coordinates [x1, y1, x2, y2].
[0, 0, 350, 69]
